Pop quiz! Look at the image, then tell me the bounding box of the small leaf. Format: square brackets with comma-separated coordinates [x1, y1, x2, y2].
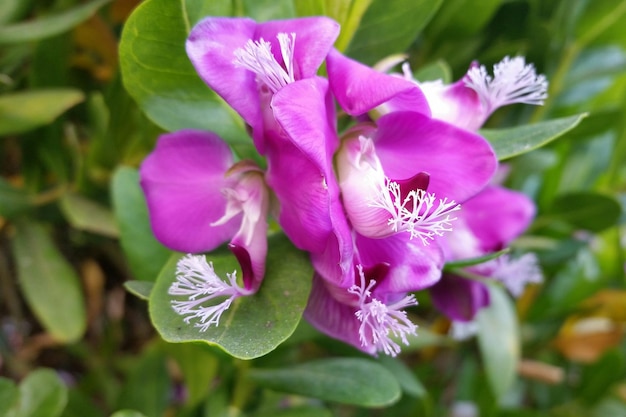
[377, 356, 426, 398]
[444, 248, 510, 271]
[0, 0, 111, 44]
[124, 281, 154, 301]
[12, 221, 87, 343]
[15, 369, 68, 417]
[59, 193, 119, 238]
[119, 0, 246, 138]
[0, 89, 84, 136]
[149, 233, 312, 359]
[481, 114, 587, 160]
[346, 0, 443, 65]
[0, 179, 34, 218]
[109, 411, 147, 417]
[111, 167, 170, 282]
[548, 191, 621, 233]
[476, 285, 520, 400]
[0, 377, 18, 417]
[248, 358, 401, 407]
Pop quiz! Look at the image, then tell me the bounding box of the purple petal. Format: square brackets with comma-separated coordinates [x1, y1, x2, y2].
[305, 274, 377, 355]
[429, 274, 490, 322]
[461, 186, 536, 252]
[186, 18, 260, 129]
[267, 78, 343, 253]
[139, 130, 240, 253]
[256, 17, 340, 79]
[356, 234, 444, 294]
[373, 111, 497, 203]
[420, 78, 486, 131]
[327, 49, 430, 117]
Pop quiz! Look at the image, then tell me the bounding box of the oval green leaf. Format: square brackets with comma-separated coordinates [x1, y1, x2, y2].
[59, 193, 119, 238]
[0, 89, 84, 136]
[123, 281, 154, 301]
[548, 191, 621, 233]
[149, 233, 313, 359]
[119, 0, 246, 138]
[480, 113, 587, 160]
[111, 167, 171, 282]
[476, 285, 520, 400]
[15, 369, 68, 417]
[248, 358, 401, 407]
[346, 0, 443, 65]
[12, 221, 87, 343]
[0, 0, 111, 44]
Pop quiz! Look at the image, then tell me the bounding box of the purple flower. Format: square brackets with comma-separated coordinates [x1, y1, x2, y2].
[186, 16, 339, 150]
[429, 185, 542, 324]
[403, 56, 548, 131]
[140, 130, 270, 330]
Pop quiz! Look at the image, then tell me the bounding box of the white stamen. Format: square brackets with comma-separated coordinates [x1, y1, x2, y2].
[464, 56, 548, 114]
[492, 253, 543, 297]
[233, 33, 296, 93]
[369, 178, 461, 245]
[169, 254, 250, 331]
[347, 266, 418, 357]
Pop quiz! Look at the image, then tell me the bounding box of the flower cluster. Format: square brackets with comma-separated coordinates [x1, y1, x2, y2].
[139, 16, 547, 356]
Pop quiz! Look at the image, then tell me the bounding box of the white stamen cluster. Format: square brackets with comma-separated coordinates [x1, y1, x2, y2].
[369, 178, 461, 245]
[492, 253, 543, 297]
[347, 266, 418, 357]
[233, 32, 296, 93]
[464, 56, 548, 114]
[169, 254, 249, 331]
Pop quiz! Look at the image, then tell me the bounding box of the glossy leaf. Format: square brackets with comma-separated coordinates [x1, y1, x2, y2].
[248, 358, 401, 407]
[476, 285, 520, 400]
[0, 0, 111, 44]
[150, 233, 312, 359]
[111, 167, 170, 282]
[59, 193, 119, 238]
[0, 89, 83, 136]
[14, 369, 68, 417]
[0, 179, 34, 218]
[124, 281, 154, 301]
[481, 114, 587, 160]
[12, 222, 87, 343]
[119, 0, 246, 138]
[346, 0, 443, 65]
[425, 0, 502, 39]
[0, 378, 18, 417]
[548, 191, 621, 233]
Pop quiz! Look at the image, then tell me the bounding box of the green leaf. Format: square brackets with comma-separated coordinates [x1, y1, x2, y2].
[0, 378, 18, 417]
[444, 248, 510, 271]
[0, 179, 34, 218]
[109, 411, 147, 417]
[481, 114, 587, 160]
[509, 115, 590, 155]
[12, 221, 87, 343]
[548, 191, 621, 233]
[150, 233, 312, 359]
[248, 358, 401, 407]
[0, 0, 111, 44]
[425, 0, 502, 39]
[123, 281, 154, 301]
[165, 343, 219, 407]
[577, 349, 624, 405]
[253, 406, 333, 417]
[377, 356, 426, 398]
[476, 285, 520, 401]
[119, 0, 246, 139]
[14, 369, 68, 417]
[0, 89, 84, 136]
[59, 193, 119, 238]
[111, 167, 171, 282]
[346, 0, 443, 65]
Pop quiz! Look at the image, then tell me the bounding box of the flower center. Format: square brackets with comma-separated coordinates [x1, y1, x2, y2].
[169, 254, 252, 331]
[369, 176, 461, 245]
[463, 56, 548, 114]
[233, 32, 296, 93]
[347, 265, 418, 357]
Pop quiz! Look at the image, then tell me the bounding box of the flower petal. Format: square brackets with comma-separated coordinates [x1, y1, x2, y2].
[327, 49, 430, 117]
[429, 274, 490, 322]
[139, 129, 239, 253]
[373, 111, 497, 203]
[419, 78, 485, 131]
